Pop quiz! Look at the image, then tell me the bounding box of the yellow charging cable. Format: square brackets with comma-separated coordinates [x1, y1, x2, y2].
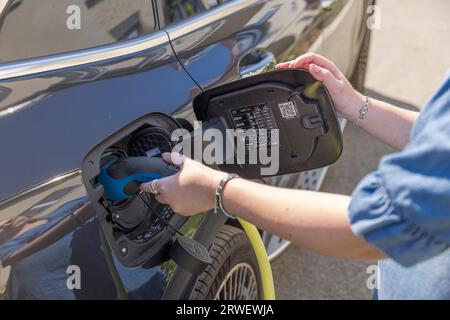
[237, 218, 276, 300]
[100, 213, 275, 300]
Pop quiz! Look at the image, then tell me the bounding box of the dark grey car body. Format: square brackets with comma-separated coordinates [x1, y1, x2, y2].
[0, 0, 372, 299]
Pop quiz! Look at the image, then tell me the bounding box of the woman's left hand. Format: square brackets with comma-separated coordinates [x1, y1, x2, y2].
[140, 153, 227, 216]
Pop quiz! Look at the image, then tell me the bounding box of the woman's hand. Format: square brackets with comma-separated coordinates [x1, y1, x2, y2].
[275, 53, 364, 121]
[140, 153, 227, 216]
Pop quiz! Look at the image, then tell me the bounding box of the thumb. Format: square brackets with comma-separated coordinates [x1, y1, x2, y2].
[162, 152, 185, 167]
[309, 64, 339, 90]
[140, 175, 168, 194]
[274, 62, 290, 69]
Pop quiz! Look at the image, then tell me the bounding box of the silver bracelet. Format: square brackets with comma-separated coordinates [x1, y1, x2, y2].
[357, 96, 370, 122]
[214, 173, 239, 220]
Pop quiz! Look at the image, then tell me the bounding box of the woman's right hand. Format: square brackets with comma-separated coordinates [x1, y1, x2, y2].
[275, 53, 364, 121]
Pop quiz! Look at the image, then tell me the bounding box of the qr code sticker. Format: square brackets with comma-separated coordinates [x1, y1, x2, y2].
[278, 101, 298, 119]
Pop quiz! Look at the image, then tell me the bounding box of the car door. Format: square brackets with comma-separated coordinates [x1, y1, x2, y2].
[0, 0, 202, 299]
[317, 0, 368, 76]
[158, 0, 307, 89]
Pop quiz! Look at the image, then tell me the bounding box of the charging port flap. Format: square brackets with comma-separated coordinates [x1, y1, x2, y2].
[192, 69, 343, 179]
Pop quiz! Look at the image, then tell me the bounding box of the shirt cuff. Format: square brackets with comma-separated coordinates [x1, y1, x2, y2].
[348, 172, 449, 267]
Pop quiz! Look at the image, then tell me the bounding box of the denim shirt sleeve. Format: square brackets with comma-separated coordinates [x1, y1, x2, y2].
[348, 71, 450, 267]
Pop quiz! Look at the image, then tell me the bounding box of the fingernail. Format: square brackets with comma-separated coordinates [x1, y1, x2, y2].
[311, 64, 320, 73]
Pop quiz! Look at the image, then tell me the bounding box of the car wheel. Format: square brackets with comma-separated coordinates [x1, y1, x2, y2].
[190, 225, 262, 300]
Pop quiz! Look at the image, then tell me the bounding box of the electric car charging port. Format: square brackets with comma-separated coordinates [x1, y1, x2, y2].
[82, 113, 192, 268]
[97, 126, 177, 232]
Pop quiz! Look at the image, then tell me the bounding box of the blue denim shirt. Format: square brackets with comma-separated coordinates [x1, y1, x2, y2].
[348, 70, 450, 267]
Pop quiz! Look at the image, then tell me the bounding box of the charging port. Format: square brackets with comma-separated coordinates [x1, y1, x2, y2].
[81, 113, 190, 268]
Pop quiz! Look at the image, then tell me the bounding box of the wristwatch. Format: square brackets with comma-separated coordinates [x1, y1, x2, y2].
[214, 173, 239, 219]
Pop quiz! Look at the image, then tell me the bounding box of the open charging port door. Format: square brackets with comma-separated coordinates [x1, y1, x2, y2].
[192, 69, 343, 178]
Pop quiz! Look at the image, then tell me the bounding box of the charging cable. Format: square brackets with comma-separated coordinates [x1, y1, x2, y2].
[237, 218, 276, 300]
[138, 192, 185, 236]
[139, 193, 276, 300]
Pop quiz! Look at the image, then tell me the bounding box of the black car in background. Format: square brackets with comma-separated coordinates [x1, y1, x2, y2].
[0, 0, 373, 299]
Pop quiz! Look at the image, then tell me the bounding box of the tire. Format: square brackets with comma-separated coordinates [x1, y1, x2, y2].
[190, 225, 263, 300]
[350, 27, 372, 92]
